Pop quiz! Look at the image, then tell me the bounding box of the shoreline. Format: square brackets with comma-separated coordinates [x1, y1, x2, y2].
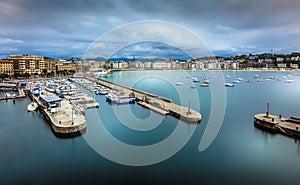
[109, 68, 300, 73]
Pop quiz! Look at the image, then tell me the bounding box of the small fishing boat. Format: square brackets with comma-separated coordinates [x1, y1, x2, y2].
[176, 82, 184, 86]
[96, 88, 109, 95]
[191, 77, 199, 82]
[200, 83, 209, 87]
[254, 74, 259, 78]
[27, 102, 38, 112]
[106, 93, 136, 104]
[225, 83, 234, 87]
[190, 86, 196, 89]
[203, 79, 210, 84]
[233, 80, 240, 83]
[286, 79, 294, 83]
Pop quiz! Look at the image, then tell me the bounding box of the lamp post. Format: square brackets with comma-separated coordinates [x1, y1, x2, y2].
[72, 105, 74, 125]
[187, 100, 191, 115]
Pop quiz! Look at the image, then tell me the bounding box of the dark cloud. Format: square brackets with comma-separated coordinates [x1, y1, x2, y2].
[0, 0, 300, 58]
[111, 41, 192, 59]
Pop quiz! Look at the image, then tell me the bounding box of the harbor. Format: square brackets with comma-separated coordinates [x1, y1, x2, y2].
[1, 70, 300, 185]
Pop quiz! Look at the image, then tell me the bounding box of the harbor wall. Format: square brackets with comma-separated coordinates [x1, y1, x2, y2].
[29, 93, 87, 137]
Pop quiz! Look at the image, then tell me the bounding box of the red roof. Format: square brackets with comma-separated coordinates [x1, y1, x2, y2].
[0, 60, 12, 63]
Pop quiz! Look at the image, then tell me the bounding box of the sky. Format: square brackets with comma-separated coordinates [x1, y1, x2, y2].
[1, 0, 300, 59]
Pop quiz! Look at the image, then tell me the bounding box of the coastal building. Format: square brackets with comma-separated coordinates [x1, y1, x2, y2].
[56, 61, 78, 72]
[290, 63, 299, 69]
[44, 58, 56, 73]
[151, 62, 171, 69]
[291, 56, 299, 61]
[9, 55, 45, 74]
[277, 63, 287, 68]
[113, 62, 128, 69]
[0, 60, 14, 75]
[276, 57, 284, 62]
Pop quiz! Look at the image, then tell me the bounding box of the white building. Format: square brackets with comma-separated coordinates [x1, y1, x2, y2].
[277, 63, 287, 68]
[276, 57, 284, 62]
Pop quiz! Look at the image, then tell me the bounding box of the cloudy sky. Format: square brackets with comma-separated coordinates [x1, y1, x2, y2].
[1, 0, 300, 59]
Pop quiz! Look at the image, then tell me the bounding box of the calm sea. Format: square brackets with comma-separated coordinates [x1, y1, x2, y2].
[1, 70, 300, 185]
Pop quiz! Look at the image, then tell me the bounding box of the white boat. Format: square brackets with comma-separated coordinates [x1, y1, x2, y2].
[85, 102, 100, 109]
[200, 83, 209, 87]
[176, 82, 184, 86]
[254, 74, 259, 78]
[233, 80, 240, 83]
[257, 79, 263, 82]
[236, 77, 244, 81]
[286, 79, 294, 83]
[191, 77, 199, 82]
[226, 75, 231, 78]
[27, 102, 38, 112]
[225, 83, 234, 87]
[45, 87, 55, 93]
[203, 79, 210, 84]
[106, 93, 135, 104]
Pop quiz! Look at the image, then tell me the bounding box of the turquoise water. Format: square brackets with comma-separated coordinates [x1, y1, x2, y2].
[1, 71, 300, 184]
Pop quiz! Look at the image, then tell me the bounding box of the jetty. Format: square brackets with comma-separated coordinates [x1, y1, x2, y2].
[0, 88, 26, 100]
[30, 93, 87, 137]
[254, 103, 300, 139]
[81, 76, 201, 123]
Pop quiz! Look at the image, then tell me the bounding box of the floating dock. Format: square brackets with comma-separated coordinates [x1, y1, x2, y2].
[0, 89, 26, 100]
[81, 76, 201, 123]
[254, 103, 300, 139]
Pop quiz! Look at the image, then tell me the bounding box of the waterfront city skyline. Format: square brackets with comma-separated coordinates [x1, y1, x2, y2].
[1, 0, 300, 59]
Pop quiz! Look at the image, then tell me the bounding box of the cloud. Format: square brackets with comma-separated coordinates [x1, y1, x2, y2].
[1, 0, 300, 58]
[0, 38, 24, 44]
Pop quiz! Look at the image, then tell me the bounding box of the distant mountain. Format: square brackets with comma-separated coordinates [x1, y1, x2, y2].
[85, 57, 107, 61]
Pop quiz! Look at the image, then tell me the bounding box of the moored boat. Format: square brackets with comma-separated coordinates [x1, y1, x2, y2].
[200, 83, 209, 87]
[225, 83, 234, 87]
[286, 79, 294, 83]
[27, 102, 38, 111]
[191, 77, 199, 82]
[106, 93, 136, 104]
[176, 82, 184, 86]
